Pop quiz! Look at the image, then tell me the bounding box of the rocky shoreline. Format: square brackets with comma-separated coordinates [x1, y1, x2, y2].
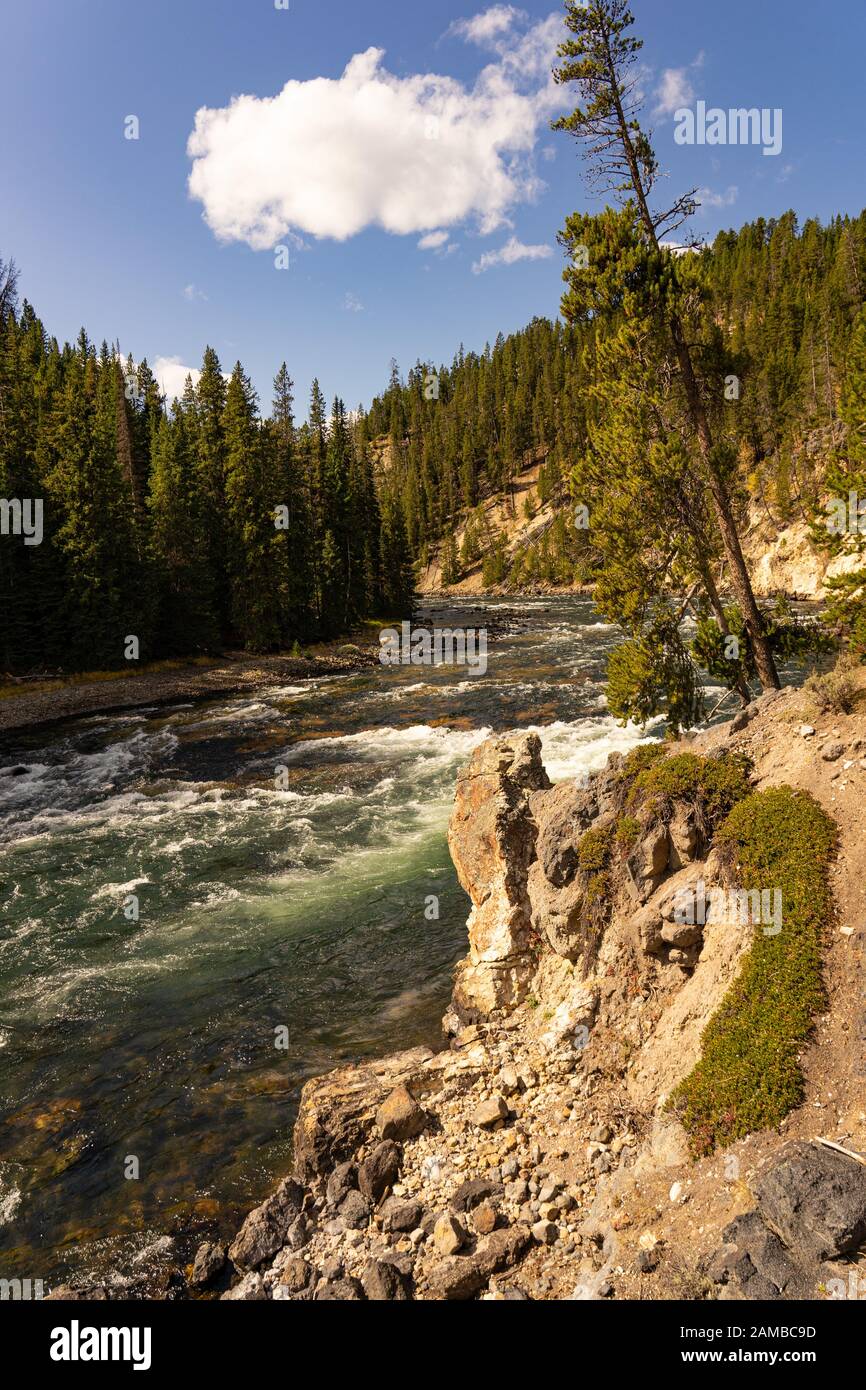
[48, 682, 866, 1302]
[0, 647, 380, 737]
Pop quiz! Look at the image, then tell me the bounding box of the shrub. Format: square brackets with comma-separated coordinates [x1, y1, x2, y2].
[577, 825, 612, 873]
[668, 786, 837, 1155]
[628, 750, 753, 835]
[803, 654, 860, 716]
[615, 815, 642, 850]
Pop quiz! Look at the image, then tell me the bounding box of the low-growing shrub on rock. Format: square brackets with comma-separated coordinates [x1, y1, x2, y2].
[576, 825, 612, 873]
[668, 786, 837, 1155]
[628, 750, 753, 838]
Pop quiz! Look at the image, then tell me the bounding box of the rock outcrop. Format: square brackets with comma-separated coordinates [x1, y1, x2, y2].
[447, 733, 549, 1018]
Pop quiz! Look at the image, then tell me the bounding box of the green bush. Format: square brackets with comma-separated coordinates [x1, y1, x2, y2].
[668, 786, 837, 1155]
[577, 825, 612, 873]
[629, 750, 753, 833]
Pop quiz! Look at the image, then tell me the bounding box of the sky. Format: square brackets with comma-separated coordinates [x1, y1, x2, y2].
[1, 0, 864, 417]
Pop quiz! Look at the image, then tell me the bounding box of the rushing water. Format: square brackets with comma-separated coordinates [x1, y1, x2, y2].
[0, 596, 721, 1282]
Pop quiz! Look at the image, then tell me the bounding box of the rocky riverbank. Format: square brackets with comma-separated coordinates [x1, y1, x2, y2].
[48, 676, 866, 1301]
[0, 646, 380, 737]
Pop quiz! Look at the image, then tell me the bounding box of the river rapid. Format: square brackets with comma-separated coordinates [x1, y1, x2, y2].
[0, 597, 705, 1283]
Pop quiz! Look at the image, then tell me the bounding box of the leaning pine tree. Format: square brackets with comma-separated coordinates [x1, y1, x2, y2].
[552, 0, 780, 699]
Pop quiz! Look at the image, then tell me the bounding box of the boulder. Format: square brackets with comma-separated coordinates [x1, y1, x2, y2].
[339, 1189, 371, 1230]
[530, 780, 595, 887]
[450, 1176, 505, 1213]
[626, 827, 670, 902]
[425, 1225, 532, 1301]
[378, 1196, 423, 1233]
[537, 984, 598, 1054]
[357, 1140, 402, 1202]
[433, 1212, 466, 1256]
[753, 1141, 866, 1261]
[375, 1084, 428, 1142]
[190, 1241, 226, 1289]
[275, 1255, 313, 1293]
[222, 1272, 268, 1301]
[472, 1202, 499, 1236]
[314, 1278, 365, 1301]
[292, 1045, 439, 1182]
[714, 1211, 813, 1299]
[528, 862, 586, 961]
[472, 1095, 509, 1128]
[361, 1259, 412, 1301]
[228, 1178, 304, 1271]
[668, 803, 700, 868]
[326, 1161, 356, 1208]
[660, 919, 703, 949]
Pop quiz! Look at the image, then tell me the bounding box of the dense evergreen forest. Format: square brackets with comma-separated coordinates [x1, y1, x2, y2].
[1, 208, 865, 675]
[367, 209, 866, 588]
[0, 263, 412, 674]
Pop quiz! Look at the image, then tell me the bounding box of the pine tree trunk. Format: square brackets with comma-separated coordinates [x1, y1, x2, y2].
[669, 314, 780, 691]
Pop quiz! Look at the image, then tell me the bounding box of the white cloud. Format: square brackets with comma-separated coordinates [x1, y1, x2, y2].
[182, 283, 208, 302]
[418, 230, 450, 250]
[343, 291, 364, 313]
[654, 67, 695, 118]
[472, 235, 553, 273]
[653, 52, 706, 119]
[698, 185, 739, 209]
[154, 355, 200, 402]
[186, 17, 565, 250]
[448, 5, 527, 46]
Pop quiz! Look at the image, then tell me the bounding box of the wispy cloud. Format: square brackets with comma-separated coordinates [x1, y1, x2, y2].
[653, 52, 705, 119]
[472, 235, 553, 273]
[418, 230, 451, 250]
[447, 5, 527, 47]
[343, 291, 364, 313]
[698, 185, 739, 209]
[182, 283, 208, 302]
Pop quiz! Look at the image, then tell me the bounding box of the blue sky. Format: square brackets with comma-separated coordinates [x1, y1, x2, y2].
[1, 0, 863, 417]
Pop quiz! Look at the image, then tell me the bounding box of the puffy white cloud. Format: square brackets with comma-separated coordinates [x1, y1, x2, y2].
[186, 16, 565, 251]
[343, 291, 364, 313]
[471, 236, 553, 273]
[448, 5, 527, 46]
[154, 355, 200, 402]
[182, 283, 208, 302]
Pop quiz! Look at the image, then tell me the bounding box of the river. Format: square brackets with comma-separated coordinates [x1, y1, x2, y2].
[0, 596, 726, 1283]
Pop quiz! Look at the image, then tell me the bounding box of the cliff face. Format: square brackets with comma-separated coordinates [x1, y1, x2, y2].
[421, 423, 858, 602]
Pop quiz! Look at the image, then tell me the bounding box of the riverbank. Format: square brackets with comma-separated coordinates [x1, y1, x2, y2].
[46, 666, 866, 1300]
[0, 644, 381, 737]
